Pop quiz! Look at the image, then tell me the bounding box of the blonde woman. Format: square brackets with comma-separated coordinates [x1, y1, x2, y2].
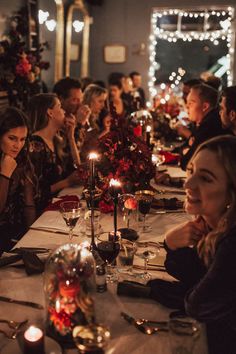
[163, 135, 236, 354]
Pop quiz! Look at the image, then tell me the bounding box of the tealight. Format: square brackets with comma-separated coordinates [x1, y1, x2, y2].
[24, 326, 45, 354]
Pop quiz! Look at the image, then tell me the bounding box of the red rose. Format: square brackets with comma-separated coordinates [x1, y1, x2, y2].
[124, 198, 137, 210]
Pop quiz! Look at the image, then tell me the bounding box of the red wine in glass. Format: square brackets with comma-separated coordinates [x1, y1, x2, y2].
[138, 200, 152, 215]
[97, 241, 120, 264]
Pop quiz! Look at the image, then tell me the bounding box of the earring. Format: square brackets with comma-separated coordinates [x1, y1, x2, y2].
[226, 204, 231, 210]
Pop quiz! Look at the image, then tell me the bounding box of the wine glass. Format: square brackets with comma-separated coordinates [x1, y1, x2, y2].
[118, 194, 137, 229]
[95, 232, 120, 282]
[135, 242, 160, 280]
[60, 201, 81, 239]
[135, 190, 155, 233]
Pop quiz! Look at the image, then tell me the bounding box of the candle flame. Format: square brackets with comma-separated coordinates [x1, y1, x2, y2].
[88, 152, 98, 160]
[24, 326, 43, 342]
[146, 125, 152, 132]
[109, 178, 121, 187]
[152, 154, 158, 164]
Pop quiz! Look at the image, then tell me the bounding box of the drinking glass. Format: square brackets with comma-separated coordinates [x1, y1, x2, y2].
[118, 193, 137, 229]
[117, 239, 137, 274]
[60, 201, 81, 240]
[95, 232, 120, 282]
[135, 190, 155, 233]
[135, 242, 160, 280]
[169, 316, 201, 354]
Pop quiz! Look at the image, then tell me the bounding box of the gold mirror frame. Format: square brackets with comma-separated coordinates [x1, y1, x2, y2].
[65, 0, 90, 77]
[54, 0, 64, 82]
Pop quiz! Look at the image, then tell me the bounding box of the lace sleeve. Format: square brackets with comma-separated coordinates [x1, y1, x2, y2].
[23, 173, 37, 227]
[0, 174, 10, 214]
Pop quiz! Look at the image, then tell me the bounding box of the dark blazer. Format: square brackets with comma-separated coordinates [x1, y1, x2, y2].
[180, 109, 229, 170]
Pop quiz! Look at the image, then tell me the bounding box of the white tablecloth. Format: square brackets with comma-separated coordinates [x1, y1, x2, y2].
[0, 168, 208, 354]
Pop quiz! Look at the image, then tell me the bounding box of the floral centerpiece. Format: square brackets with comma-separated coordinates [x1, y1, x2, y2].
[0, 6, 49, 108]
[89, 105, 156, 213]
[44, 243, 96, 348]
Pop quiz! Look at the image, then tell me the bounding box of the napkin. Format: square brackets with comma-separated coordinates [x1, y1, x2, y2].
[22, 252, 45, 275]
[117, 279, 186, 309]
[152, 197, 184, 210]
[159, 151, 180, 165]
[44, 195, 80, 211]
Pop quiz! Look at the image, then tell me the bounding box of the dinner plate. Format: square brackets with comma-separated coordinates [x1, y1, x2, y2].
[1, 336, 62, 354]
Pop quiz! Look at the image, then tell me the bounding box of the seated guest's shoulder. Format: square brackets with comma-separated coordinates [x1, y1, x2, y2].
[29, 135, 46, 152]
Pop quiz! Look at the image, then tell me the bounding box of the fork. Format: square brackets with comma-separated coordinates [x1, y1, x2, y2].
[0, 319, 28, 330]
[0, 328, 21, 339]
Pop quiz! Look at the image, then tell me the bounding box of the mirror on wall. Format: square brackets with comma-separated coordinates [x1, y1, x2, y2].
[66, 0, 90, 78]
[148, 7, 235, 100]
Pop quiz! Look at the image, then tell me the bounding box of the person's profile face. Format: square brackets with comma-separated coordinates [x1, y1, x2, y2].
[184, 148, 229, 226]
[109, 85, 122, 100]
[186, 89, 205, 124]
[62, 88, 83, 115]
[132, 75, 142, 88]
[219, 96, 233, 130]
[90, 93, 107, 115]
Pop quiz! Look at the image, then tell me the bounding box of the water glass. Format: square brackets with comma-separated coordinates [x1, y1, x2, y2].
[117, 239, 136, 273]
[84, 209, 101, 236]
[169, 316, 201, 354]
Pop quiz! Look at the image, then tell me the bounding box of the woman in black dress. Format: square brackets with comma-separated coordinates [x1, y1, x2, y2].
[0, 107, 36, 253]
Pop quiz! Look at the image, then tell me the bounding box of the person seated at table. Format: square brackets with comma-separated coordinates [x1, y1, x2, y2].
[180, 83, 227, 170]
[79, 84, 107, 158]
[164, 135, 236, 354]
[109, 80, 130, 121]
[0, 107, 36, 253]
[129, 71, 146, 109]
[80, 109, 112, 161]
[220, 86, 236, 136]
[28, 93, 82, 214]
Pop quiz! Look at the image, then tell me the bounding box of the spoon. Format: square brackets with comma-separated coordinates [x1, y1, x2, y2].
[0, 328, 21, 339]
[0, 319, 28, 330]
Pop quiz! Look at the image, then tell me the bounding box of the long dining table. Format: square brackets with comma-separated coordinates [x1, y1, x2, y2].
[0, 166, 208, 354]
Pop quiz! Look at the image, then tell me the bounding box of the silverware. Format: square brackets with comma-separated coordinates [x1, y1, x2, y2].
[0, 296, 44, 310]
[151, 209, 185, 214]
[30, 227, 79, 237]
[133, 265, 166, 272]
[0, 328, 22, 339]
[155, 189, 186, 195]
[121, 312, 168, 335]
[0, 319, 28, 330]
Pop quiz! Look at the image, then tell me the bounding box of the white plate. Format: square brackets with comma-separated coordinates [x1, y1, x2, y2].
[1, 336, 62, 354]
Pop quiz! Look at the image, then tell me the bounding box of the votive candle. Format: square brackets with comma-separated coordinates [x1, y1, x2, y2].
[24, 326, 45, 354]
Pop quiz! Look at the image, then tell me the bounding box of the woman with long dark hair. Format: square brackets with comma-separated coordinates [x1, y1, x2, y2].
[0, 107, 36, 253]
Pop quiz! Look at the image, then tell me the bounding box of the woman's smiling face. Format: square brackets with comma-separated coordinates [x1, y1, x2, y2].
[184, 148, 230, 227]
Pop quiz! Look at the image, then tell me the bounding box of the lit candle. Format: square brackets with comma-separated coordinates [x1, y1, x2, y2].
[88, 152, 98, 190]
[24, 326, 45, 354]
[109, 179, 121, 236]
[146, 125, 152, 148]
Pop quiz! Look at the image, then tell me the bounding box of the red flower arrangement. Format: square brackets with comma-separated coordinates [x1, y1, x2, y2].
[90, 106, 156, 212]
[0, 6, 49, 108]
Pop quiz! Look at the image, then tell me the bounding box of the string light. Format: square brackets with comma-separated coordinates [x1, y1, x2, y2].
[148, 8, 235, 101]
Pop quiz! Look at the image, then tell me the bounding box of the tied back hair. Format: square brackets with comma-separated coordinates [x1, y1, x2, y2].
[190, 135, 236, 266]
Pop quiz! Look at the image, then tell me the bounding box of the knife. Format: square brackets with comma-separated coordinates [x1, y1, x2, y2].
[121, 312, 168, 327]
[121, 312, 136, 325]
[151, 209, 185, 214]
[0, 296, 44, 310]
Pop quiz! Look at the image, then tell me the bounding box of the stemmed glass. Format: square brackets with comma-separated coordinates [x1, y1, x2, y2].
[95, 232, 120, 282]
[135, 242, 160, 280]
[60, 201, 81, 240]
[135, 190, 155, 233]
[118, 194, 137, 229]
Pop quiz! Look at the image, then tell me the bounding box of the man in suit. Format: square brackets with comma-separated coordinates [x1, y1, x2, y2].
[220, 86, 236, 135]
[129, 71, 146, 109]
[180, 83, 227, 170]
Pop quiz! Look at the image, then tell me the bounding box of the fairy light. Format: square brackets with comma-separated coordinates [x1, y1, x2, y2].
[148, 8, 235, 100]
